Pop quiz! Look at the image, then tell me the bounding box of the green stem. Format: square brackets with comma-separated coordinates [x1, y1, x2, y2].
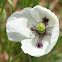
[28, 55, 32, 62]
[10, 51, 23, 62]
[8, 42, 12, 62]
[22, 53, 26, 62]
[7, 0, 14, 62]
[0, 0, 6, 13]
[0, 0, 6, 21]
[8, 0, 14, 13]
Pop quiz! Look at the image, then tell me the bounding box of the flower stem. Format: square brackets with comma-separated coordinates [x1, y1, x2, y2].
[8, 41, 12, 62]
[10, 51, 23, 62]
[0, 0, 6, 21]
[8, 0, 14, 13]
[28, 55, 32, 62]
[0, 0, 6, 13]
[7, 0, 14, 62]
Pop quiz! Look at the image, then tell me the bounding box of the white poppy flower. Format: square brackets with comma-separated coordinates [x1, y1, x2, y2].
[6, 5, 59, 57]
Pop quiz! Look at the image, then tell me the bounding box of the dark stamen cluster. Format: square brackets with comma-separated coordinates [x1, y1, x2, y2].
[37, 43, 43, 48]
[31, 27, 46, 38]
[31, 27, 38, 33]
[42, 17, 49, 26]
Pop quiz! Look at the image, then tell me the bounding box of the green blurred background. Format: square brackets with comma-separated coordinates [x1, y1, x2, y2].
[0, 0, 62, 62]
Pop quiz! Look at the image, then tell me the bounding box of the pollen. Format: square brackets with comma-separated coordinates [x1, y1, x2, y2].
[37, 23, 45, 34]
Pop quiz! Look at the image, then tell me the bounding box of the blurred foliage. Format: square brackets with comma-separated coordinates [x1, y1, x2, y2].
[60, 0, 62, 5]
[17, 0, 39, 9]
[0, 0, 62, 62]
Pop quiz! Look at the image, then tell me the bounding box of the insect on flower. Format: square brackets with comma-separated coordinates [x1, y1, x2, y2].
[6, 5, 59, 57]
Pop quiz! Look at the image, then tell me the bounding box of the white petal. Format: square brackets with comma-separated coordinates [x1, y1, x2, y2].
[45, 16, 59, 54]
[30, 8, 41, 23]
[33, 5, 57, 25]
[10, 8, 38, 28]
[42, 12, 59, 54]
[7, 17, 28, 27]
[6, 17, 34, 42]
[21, 37, 49, 57]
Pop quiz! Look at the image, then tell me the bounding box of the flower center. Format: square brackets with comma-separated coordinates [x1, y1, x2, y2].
[37, 23, 45, 34]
